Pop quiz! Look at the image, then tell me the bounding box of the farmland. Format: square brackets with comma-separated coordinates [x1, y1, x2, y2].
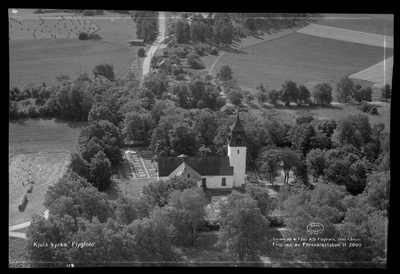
[9, 118, 87, 154]
[9, 151, 70, 226]
[9, 9, 140, 89]
[214, 32, 392, 94]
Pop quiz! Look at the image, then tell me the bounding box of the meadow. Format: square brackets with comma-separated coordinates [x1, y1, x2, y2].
[9, 9, 140, 89]
[9, 118, 87, 154]
[214, 32, 393, 97]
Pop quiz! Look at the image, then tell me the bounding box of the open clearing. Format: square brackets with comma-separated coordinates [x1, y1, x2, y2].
[9, 151, 70, 226]
[9, 118, 87, 154]
[214, 32, 392, 92]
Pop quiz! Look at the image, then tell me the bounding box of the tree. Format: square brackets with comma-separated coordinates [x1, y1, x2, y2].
[78, 120, 123, 166]
[336, 77, 356, 102]
[312, 83, 333, 105]
[166, 187, 208, 246]
[363, 171, 390, 212]
[306, 148, 326, 183]
[142, 177, 198, 207]
[194, 110, 218, 146]
[150, 100, 168, 124]
[88, 103, 117, 125]
[93, 63, 115, 81]
[142, 72, 168, 100]
[124, 111, 154, 144]
[115, 195, 153, 225]
[279, 148, 300, 184]
[290, 123, 317, 156]
[138, 48, 146, 57]
[88, 151, 112, 191]
[186, 52, 205, 69]
[280, 80, 298, 106]
[381, 83, 391, 101]
[267, 89, 280, 104]
[317, 119, 337, 138]
[169, 122, 200, 156]
[297, 84, 311, 105]
[245, 184, 277, 216]
[256, 149, 281, 185]
[69, 152, 91, 179]
[227, 89, 243, 107]
[295, 114, 314, 125]
[217, 191, 269, 262]
[217, 65, 233, 82]
[332, 113, 372, 150]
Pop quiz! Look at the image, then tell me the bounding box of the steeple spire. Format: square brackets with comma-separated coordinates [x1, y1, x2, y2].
[229, 111, 246, 146]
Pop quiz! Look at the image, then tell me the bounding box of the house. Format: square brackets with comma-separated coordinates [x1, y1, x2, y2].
[157, 112, 247, 189]
[73, 80, 90, 90]
[219, 105, 235, 115]
[162, 47, 187, 58]
[158, 58, 171, 72]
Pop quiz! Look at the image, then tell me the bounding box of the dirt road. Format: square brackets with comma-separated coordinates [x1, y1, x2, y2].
[142, 11, 166, 77]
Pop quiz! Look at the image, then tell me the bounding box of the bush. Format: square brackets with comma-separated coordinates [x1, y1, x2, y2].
[78, 32, 89, 40]
[83, 10, 95, 16]
[138, 48, 146, 57]
[88, 32, 102, 40]
[18, 194, 28, 212]
[27, 106, 39, 118]
[357, 102, 379, 115]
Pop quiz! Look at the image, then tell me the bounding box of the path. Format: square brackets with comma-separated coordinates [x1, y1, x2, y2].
[9, 209, 49, 239]
[141, 11, 166, 78]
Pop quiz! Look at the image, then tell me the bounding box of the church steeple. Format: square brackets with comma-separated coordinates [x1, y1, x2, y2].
[229, 111, 246, 147]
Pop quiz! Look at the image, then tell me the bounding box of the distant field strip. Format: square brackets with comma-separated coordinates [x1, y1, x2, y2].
[297, 23, 393, 48]
[349, 57, 393, 87]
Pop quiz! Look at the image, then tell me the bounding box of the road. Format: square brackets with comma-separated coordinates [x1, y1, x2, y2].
[141, 11, 166, 78]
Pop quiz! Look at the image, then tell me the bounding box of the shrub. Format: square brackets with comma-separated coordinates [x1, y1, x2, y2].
[78, 32, 89, 40]
[27, 106, 39, 118]
[88, 32, 102, 40]
[138, 48, 146, 57]
[94, 10, 104, 15]
[83, 10, 95, 16]
[357, 102, 379, 115]
[18, 194, 28, 212]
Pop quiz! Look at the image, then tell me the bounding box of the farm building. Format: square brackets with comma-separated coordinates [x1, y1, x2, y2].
[129, 39, 145, 46]
[162, 47, 187, 58]
[157, 112, 247, 189]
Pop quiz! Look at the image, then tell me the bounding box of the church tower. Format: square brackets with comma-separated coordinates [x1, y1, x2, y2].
[228, 112, 247, 187]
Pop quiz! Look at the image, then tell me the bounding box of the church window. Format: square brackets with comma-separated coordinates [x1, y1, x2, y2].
[202, 178, 206, 187]
[187, 174, 190, 178]
[237, 150, 239, 154]
[222, 177, 226, 186]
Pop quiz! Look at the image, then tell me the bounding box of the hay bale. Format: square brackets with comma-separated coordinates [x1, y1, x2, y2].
[27, 184, 33, 193]
[18, 194, 28, 211]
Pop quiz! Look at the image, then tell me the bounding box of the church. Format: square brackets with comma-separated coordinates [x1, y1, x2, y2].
[156, 112, 247, 189]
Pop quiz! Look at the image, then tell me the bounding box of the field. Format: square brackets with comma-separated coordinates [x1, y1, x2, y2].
[9, 118, 87, 154]
[215, 32, 392, 91]
[9, 9, 140, 89]
[9, 237, 30, 268]
[9, 151, 70, 226]
[9, 118, 87, 226]
[315, 14, 394, 36]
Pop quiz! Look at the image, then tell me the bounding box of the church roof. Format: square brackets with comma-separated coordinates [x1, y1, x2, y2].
[168, 162, 202, 182]
[230, 112, 245, 132]
[158, 156, 234, 177]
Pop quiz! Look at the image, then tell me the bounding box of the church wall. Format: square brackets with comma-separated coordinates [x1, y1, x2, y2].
[198, 175, 234, 189]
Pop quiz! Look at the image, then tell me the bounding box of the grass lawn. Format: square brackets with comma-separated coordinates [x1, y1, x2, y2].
[9, 151, 70, 226]
[9, 237, 30, 268]
[9, 118, 87, 154]
[214, 32, 393, 94]
[105, 177, 157, 200]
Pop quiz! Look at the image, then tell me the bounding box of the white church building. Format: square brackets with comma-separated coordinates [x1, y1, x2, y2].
[156, 112, 247, 189]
